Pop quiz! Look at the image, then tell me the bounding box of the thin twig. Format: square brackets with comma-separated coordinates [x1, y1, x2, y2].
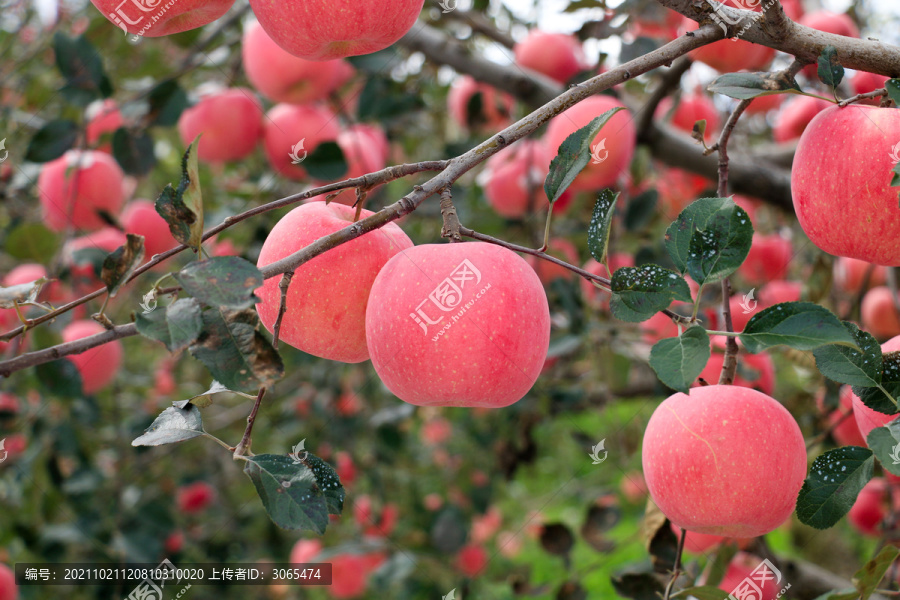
[272, 272, 294, 350]
[233, 387, 266, 459]
[838, 88, 888, 107]
[663, 527, 687, 600]
[439, 189, 462, 242]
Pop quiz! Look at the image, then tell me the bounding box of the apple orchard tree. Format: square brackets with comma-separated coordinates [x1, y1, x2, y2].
[2, 0, 900, 597]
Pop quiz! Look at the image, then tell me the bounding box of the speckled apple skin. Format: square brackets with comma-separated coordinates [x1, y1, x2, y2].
[642, 385, 807, 538]
[90, 0, 235, 37]
[248, 0, 424, 61]
[852, 334, 900, 441]
[256, 202, 413, 363]
[792, 104, 900, 266]
[365, 243, 550, 408]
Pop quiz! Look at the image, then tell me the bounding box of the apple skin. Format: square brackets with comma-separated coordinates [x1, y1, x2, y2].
[773, 96, 830, 143]
[121, 199, 176, 260]
[834, 257, 887, 293]
[326, 554, 368, 598]
[642, 385, 807, 538]
[85, 98, 123, 147]
[176, 481, 216, 513]
[178, 88, 263, 163]
[847, 478, 887, 537]
[656, 166, 714, 219]
[455, 544, 488, 578]
[852, 335, 900, 441]
[862, 286, 900, 340]
[248, 0, 424, 61]
[62, 320, 124, 395]
[262, 103, 340, 181]
[792, 104, 900, 266]
[718, 553, 781, 599]
[256, 202, 413, 363]
[89, 0, 235, 37]
[852, 72, 890, 105]
[37, 150, 125, 232]
[738, 234, 793, 285]
[242, 21, 354, 104]
[481, 140, 559, 218]
[365, 242, 550, 408]
[0, 563, 16, 600]
[544, 95, 636, 192]
[513, 30, 590, 84]
[629, 8, 682, 41]
[447, 76, 515, 132]
[656, 94, 720, 141]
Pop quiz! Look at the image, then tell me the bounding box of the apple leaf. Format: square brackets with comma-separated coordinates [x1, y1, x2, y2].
[739, 302, 856, 354]
[885, 78, 900, 107]
[155, 136, 204, 253]
[817, 45, 844, 89]
[25, 119, 79, 163]
[6, 223, 59, 262]
[609, 265, 692, 323]
[611, 572, 665, 600]
[649, 327, 710, 393]
[244, 453, 344, 533]
[172, 380, 257, 410]
[813, 321, 883, 387]
[52, 32, 112, 106]
[36, 359, 83, 399]
[685, 202, 753, 286]
[303, 141, 348, 181]
[690, 120, 707, 145]
[173, 256, 263, 310]
[587, 189, 620, 266]
[147, 80, 188, 127]
[624, 189, 658, 231]
[132, 405, 206, 447]
[852, 352, 900, 415]
[135, 298, 203, 353]
[665, 197, 750, 276]
[866, 417, 900, 477]
[852, 546, 900, 600]
[707, 70, 803, 100]
[544, 107, 623, 204]
[111, 127, 156, 176]
[101, 233, 145, 298]
[796, 445, 874, 530]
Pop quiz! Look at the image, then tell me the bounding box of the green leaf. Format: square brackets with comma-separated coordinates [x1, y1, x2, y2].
[243, 453, 344, 533]
[852, 353, 900, 415]
[52, 32, 112, 106]
[303, 141, 348, 181]
[154, 136, 204, 253]
[624, 189, 658, 231]
[671, 586, 731, 600]
[649, 327, 711, 393]
[817, 45, 844, 88]
[665, 198, 748, 275]
[135, 308, 171, 349]
[165, 298, 203, 353]
[544, 108, 623, 204]
[101, 234, 145, 298]
[25, 119, 79, 163]
[796, 446, 874, 529]
[609, 265, 691, 323]
[173, 256, 263, 310]
[36, 359, 83, 399]
[885, 78, 900, 107]
[685, 203, 753, 286]
[357, 76, 424, 121]
[147, 80, 189, 127]
[131, 405, 205, 447]
[587, 189, 619, 266]
[172, 380, 257, 410]
[111, 128, 156, 176]
[188, 307, 284, 393]
[739, 302, 856, 354]
[867, 420, 900, 477]
[707, 71, 803, 100]
[813, 322, 883, 387]
[853, 545, 900, 600]
[5, 223, 59, 261]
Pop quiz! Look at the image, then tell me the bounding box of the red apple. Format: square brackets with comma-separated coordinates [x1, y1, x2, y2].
[335, 451, 356, 485]
[544, 95, 636, 192]
[697, 342, 775, 394]
[177, 481, 216, 513]
[326, 554, 368, 598]
[793, 105, 900, 265]
[0, 563, 16, 600]
[799, 11, 860, 38]
[455, 544, 488, 578]
[0, 392, 19, 415]
[256, 202, 413, 363]
[447, 76, 515, 132]
[177, 87, 263, 163]
[290, 539, 322, 564]
[816, 386, 866, 447]
[677, 526, 726, 554]
[852, 335, 900, 441]
[848, 478, 888, 537]
[680, 9, 774, 73]
[526, 238, 579, 285]
[163, 531, 184, 555]
[862, 286, 900, 340]
[620, 470, 648, 503]
[629, 8, 682, 41]
[757, 279, 802, 307]
[834, 257, 887, 293]
[781, 0, 804, 20]
[248, 0, 424, 61]
[744, 92, 783, 115]
[642, 385, 807, 538]
[656, 166, 714, 219]
[85, 98, 123, 147]
[852, 72, 890, 105]
[718, 552, 781, 599]
[514, 30, 590, 84]
[365, 242, 550, 408]
[89, 0, 235, 37]
[773, 96, 830, 143]
[656, 93, 721, 141]
[481, 140, 557, 218]
[738, 234, 793, 284]
[336, 123, 390, 183]
[262, 103, 340, 181]
[121, 199, 176, 260]
[37, 150, 125, 232]
[62, 320, 123, 394]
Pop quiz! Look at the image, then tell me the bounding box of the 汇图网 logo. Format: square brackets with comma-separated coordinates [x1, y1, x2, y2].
[409, 259, 492, 340]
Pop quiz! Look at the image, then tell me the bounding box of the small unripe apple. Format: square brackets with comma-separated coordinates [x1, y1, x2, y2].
[262, 103, 340, 181]
[862, 286, 900, 340]
[62, 320, 123, 395]
[248, 0, 424, 61]
[256, 202, 413, 363]
[642, 385, 807, 538]
[38, 150, 125, 232]
[177, 87, 263, 163]
[513, 30, 590, 84]
[852, 335, 900, 441]
[89, 0, 235, 37]
[121, 199, 176, 260]
[366, 242, 550, 408]
[447, 76, 515, 132]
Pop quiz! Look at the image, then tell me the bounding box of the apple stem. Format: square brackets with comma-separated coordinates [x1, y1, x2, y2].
[234, 387, 267, 459]
[662, 527, 687, 600]
[272, 272, 294, 350]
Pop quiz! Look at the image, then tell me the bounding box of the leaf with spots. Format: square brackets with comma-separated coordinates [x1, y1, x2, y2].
[587, 189, 619, 266]
[649, 327, 711, 393]
[155, 136, 204, 253]
[739, 302, 857, 354]
[609, 264, 692, 323]
[101, 233, 145, 298]
[174, 256, 263, 310]
[852, 545, 900, 600]
[866, 417, 900, 477]
[686, 203, 753, 286]
[796, 446, 873, 530]
[852, 352, 900, 416]
[243, 453, 344, 534]
[665, 198, 751, 277]
[817, 45, 844, 89]
[131, 405, 206, 447]
[813, 322, 883, 388]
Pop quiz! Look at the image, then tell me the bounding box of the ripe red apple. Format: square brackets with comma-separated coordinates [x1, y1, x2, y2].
[680, 9, 774, 73]
[526, 238, 579, 285]
[793, 105, 900, 265]
[177, 87, 263, 163]
[718, 553, 780, 599]
[847, 478, 887, 537]
[447, 76, 515, 132]
[656, 93, 721, 141]
[163, 531, 184, 555]
[455, 544, 488, 578]
[480, 140, 557, 218]
[326, 554, 368, 598]
[256, 202, 413, 363]
[242, 21, 354, 104]
[336, 123, 390, 182]
[335, 451, 356, 485]
[365, 242, 550, 408]
[0, 392, 19, 415]
[89, 0, 235, 37]
[757, 280, 802, 307]
[773, 96, 830, 143]
[121, 199, 176, 260]
[544, 95, 636, 192]
[513, 30, 590, 84]
[781, 0, 804, 20]
[642, 385, 807, 538]
[85, 98, 123, 147]
[852, 335, 900, 441]
[834, 257, 887, 293]
[738, 234, 793, 284]
[0, 563, 16, 600]
[248, 0, 424, 61]
[62, 320, 123, 395]
[852, 72, 890, 105]
[799, 11, 860, 38]
[744, 92, 783, 115]
[629, 8, 682, 41]
[37, 150, 125, 232]
[177, 481, 216, 513]
[862, 286, 900, 340]
[262, 103, 340, 181]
